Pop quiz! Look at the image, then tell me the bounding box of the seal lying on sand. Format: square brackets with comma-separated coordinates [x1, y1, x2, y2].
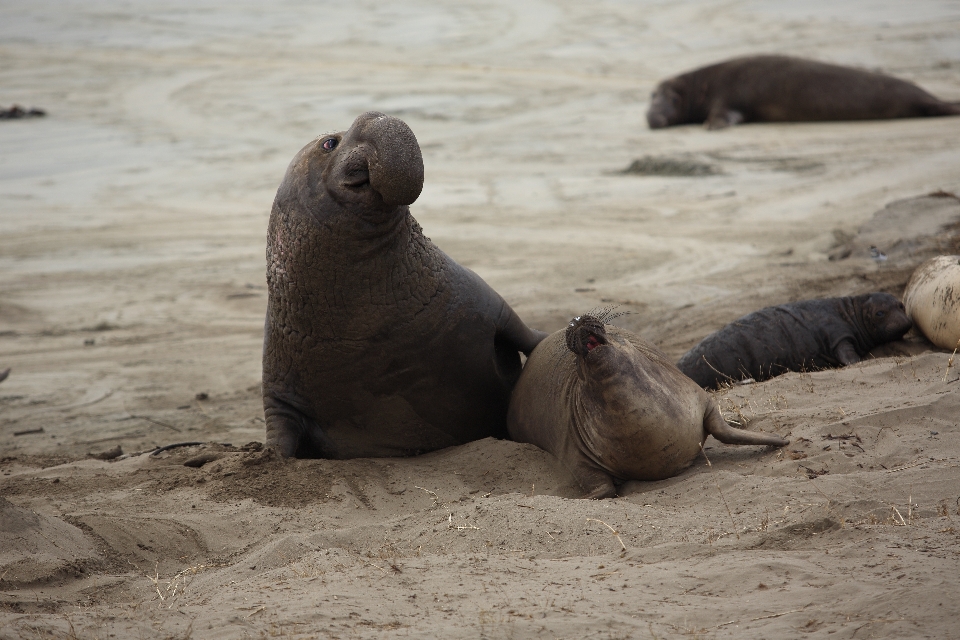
[507, 313, 788, 499]
[676, 293, 913, 390]
[262, 112, 545, 459]
[646, 55, 960, 130]
[0, 105, 45, 119]
[0, 368, 9, 384]
[903, 255, 960, 350]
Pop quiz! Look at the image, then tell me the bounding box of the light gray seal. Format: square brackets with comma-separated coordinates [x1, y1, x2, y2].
[507, 313, 788, 499]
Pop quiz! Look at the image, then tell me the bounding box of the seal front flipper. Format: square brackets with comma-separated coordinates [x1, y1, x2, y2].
[705, 103, 744, 129]
[568, 458, 618, 499]
[703, 401, 789, 447]
[264, 394, 336, 458]
[834, 340, 862, 366]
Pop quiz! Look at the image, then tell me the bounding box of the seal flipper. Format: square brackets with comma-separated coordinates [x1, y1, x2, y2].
[494, 301, 547, 356]
[703, 401, 789, 447]
[705, 103, 744, 129]
[834, 340, 862, 366]
[568, 459, 618, 499]
[264, 394, 337, 458]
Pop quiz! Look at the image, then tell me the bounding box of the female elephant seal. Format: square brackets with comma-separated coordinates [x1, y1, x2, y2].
[507, 313, 788, 499]
[676, 293, 913, 390]
[263, 112, 545, 459]
[647, 55, 960, 130]
[903, 255, 960, 350]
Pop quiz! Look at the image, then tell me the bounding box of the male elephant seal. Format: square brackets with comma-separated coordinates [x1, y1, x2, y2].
[263, 111, 545, 459]
[677, 293, 913, 390]
[507, 313, 788, 499]
[903, 255, 960, 350]
[647, 55, 960, 130]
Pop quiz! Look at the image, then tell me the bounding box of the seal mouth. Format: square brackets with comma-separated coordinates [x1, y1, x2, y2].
[341, 167, 370, 189]
[565, 315, 608, 357]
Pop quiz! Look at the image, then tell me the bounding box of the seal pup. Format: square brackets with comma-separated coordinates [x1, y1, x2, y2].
[903, 255, 960, 350]
[646, 55, 960, 130]
[676, 293, 913, 390]
[507, 313, 788, 499]
[262, 112, 545, 459]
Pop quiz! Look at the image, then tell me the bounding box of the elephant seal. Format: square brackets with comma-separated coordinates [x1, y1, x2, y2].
[903, 255, 960, 350]
[0, 105, 45, 119]
[507, 313, 788, 499]
[676, 293, 913, 390]
[646, 55, 960, 130]
[263, 111, 545, 459]
[0, 368, 8, 384]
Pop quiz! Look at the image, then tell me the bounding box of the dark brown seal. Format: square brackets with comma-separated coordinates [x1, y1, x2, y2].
[262, 112, 545, 459]
[507, 313, 788, 499]
[676, 293, 913, 390]
[0, 105, 45, 119]
[647, 55, 960, 129]
[0, 368, 9, 384]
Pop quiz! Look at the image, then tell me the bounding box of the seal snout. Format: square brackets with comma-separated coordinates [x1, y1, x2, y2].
[865, 293, 913, 342]
[565, 315, 608, 357]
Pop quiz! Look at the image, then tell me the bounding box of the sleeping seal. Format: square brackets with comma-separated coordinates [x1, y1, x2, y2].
[676, 293, 913, 390]
[262, 112, 545, 459]
[647, 55, 960, 130]
[903, 255, 960, 350]
[507, 313, 788, 499]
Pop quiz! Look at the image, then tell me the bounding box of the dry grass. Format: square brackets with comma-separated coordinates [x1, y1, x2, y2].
[584, 518, 626, 552]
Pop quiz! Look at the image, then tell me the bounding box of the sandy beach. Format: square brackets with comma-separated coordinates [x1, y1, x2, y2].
[2, 1, 960, 637]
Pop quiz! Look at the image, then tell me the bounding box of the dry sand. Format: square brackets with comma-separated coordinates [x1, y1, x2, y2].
[3, 1, 960, 638]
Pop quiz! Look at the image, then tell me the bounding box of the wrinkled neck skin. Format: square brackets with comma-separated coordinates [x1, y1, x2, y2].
[567, 341, 631, 475]
[269, 211, 438, 336]
[267, 174, 441, 345]
[834, 295, 888, 353]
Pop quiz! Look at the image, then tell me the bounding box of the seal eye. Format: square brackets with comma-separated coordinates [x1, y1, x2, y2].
[875, 310, 885, 318]
[321, 137, 338, 151]
[586, 336, 601, 351]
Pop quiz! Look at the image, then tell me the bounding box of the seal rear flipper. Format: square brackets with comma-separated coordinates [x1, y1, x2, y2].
[494, 302, 547, 356]
[703, 402, 788, 447]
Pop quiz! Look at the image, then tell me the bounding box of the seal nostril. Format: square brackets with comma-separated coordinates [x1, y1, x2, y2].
[586, 336, 601, 351]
